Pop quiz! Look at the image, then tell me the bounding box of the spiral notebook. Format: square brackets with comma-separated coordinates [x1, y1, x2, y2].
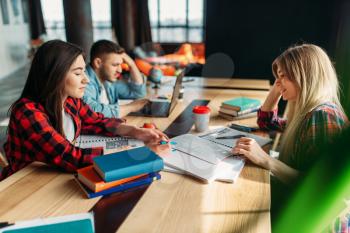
[74, 135, 144, 150]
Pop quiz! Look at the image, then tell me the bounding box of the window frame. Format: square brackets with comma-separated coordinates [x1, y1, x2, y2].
[150, 0, 205, 43]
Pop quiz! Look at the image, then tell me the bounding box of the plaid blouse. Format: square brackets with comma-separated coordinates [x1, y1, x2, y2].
[257, 102, 348, 170]
[0, 97, 124, 180]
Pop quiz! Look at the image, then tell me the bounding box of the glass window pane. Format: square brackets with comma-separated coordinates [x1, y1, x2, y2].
[159, 28, 186, 42]
[151, 28, 159, 42]
[93, 27, 113, 41]
[91, 0, 112, 41]
[188, 0, 203, 27]
[188, 28, 203, 42]
[159, 0, 186, 26]
[148, 0, 158, 27]
[41, 0, 66, 40]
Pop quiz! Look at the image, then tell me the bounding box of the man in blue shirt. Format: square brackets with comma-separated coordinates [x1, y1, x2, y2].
[83, 40, 148, 117]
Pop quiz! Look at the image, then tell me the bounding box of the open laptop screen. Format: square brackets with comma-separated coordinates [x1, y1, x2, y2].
[169, 70, 185, 113]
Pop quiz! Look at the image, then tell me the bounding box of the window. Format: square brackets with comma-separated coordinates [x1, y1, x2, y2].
[91, 0, 112, 41]
[41, 0, 65, 40]
[148, 0, 205, 43]
[41, 0, 112, 41]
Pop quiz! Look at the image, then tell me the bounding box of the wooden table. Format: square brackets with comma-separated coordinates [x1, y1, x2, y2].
[160, 76, 271, 91]
[0, 78, 271, 233]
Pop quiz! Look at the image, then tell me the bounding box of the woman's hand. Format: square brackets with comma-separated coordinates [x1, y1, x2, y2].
[271, 80, 282, 97]
[232, 137, 270, 170]
[261, 80, 282, 112]
[115, 124, 168, 143]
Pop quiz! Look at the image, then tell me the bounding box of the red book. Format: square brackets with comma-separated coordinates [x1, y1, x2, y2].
[77, 166, 144, 192]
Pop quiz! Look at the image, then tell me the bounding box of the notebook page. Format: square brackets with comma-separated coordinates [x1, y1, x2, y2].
[171, 134, 232, 165]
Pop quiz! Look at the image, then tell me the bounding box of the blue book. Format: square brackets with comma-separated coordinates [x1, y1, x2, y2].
[93, 146, 164, 182]
[74, 173, 161, 199]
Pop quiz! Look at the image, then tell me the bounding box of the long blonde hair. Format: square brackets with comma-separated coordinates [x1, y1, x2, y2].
[273, 44, 344, 162]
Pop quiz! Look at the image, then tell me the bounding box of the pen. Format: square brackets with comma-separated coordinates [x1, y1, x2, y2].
[228, 123, 258, 132]
[160, 140, 177, 145]
[215, 135, 245, 140]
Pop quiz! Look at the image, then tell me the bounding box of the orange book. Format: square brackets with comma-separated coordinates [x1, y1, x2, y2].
[77, 166, 144, 192]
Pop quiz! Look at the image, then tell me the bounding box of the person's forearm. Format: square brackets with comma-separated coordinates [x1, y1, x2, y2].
[114, 123, 138, 137]
[266, 156, 299, 184]
[118, 105, 132, 118]
[128, 63, 144, 85]
[261, 88, 281, 112]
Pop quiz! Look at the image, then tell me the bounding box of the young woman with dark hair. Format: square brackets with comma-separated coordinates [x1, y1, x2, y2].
[0, 40, 167, 180]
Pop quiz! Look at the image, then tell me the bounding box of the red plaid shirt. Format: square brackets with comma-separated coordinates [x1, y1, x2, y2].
[0, 97, 124, 180]
[257, 102, 348, 170]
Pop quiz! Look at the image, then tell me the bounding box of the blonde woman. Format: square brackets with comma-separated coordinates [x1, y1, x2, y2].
[233, 44, 348, 183]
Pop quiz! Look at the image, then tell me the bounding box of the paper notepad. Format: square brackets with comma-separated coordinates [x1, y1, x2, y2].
[162, 148, 245, 183]
[171, 134, 232, 165]
[75, 135, 144, 150]
[163, 156, 245, 183]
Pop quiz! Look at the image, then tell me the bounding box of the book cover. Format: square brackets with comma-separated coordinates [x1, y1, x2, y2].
[222, 97, 261, 111]
[74, 173, 161, 199]
[93, 146, 164, 182]
[77, 166, 144, 192]
[0, 213, 94, 233]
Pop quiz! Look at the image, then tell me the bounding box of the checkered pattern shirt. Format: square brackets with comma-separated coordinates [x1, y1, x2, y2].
[0, 97, 124, 180]
[257, 102, 348, 170]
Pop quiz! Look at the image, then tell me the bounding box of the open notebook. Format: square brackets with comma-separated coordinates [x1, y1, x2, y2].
[74, 135, 144, 150]
[163, 127, 271, 183]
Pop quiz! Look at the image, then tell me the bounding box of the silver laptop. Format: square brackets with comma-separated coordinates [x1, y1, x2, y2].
[128, 70, 185, 117]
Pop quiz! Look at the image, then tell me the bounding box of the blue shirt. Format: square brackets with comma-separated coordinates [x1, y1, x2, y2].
[83, 65, 147, 117]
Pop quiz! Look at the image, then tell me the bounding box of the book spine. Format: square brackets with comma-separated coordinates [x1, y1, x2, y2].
[221, 104, 240, 111]
[93, 164, 106, 181]
[219, 106, 259, 116]
[104, 159, 164, 182]
[235, 106, 260, 116]
[218, 111, 234, 120]
[88, 173, 161, 198]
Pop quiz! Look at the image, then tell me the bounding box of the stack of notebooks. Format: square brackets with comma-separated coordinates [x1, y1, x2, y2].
[74, 146, 164, 198]
[218, 97, 261, 120]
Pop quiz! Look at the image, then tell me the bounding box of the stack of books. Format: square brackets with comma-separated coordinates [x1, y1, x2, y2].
[74, 146, 164, 198]
[218, 97, 261, 120]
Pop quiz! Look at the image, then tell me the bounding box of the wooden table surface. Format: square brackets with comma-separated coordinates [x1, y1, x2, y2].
[0, 78, 271, 233]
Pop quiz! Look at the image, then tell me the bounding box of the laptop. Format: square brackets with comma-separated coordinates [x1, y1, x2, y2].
[128, 70, 185, 117]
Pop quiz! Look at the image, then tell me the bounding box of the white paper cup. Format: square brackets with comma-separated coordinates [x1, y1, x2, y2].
[192, 106, 211, 132]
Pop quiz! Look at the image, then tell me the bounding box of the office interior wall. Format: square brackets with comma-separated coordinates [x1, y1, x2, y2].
[205, 0, 338, 80]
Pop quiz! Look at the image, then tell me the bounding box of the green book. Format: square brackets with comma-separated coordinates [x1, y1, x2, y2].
[222, 97, 261, 111]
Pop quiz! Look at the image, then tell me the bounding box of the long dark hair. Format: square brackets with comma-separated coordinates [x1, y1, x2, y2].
[10, 40, 84, 135]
